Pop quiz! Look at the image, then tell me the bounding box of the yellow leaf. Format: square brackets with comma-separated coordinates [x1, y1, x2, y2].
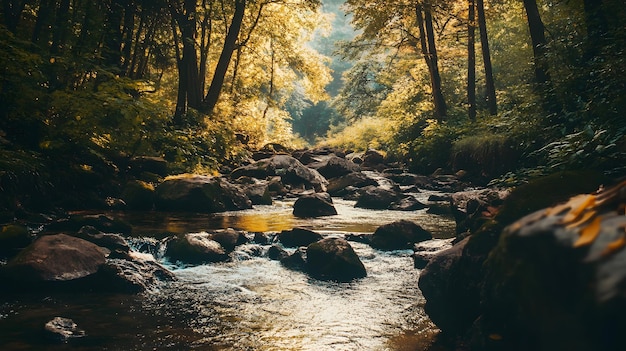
[601, 235, 626, 257]
[565, 210, 597, 229]
[545, 202, 570, 216]
[562, 195, 596, 224]
[573, 216, 602, 248]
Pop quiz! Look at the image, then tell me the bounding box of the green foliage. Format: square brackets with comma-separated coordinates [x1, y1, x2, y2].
[451, 133, 518, 181]
[532, 126, 626, 176]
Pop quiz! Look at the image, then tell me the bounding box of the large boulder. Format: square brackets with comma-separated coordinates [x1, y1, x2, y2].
[292, 193, 337, 218]
[2, 234, 107, 283]
[362, 149, 385, 169]
[97, 252, 176, 293]
[165, 233, 229, 264]
[478, 181, 626, 351]
[309, 155, 360, 179]
[327, 172, 378, 196]
[355, 186, 403, 210]
[230, 155, 328, 192]
[155, 175, 252, 213]
[306, 237, 367, 282]
[278, 227, 323, 247]
[371, 220, 432, 250]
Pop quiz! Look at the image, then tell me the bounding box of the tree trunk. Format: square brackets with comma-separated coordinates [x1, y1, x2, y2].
[2, 0, 27, 33]
[415, 2, 447, 121]
[120, 1, 136, 76]
[102, 0, 125, 69]
[477, 0, 497, 115]
[582, 0, 608, 59]
[203, 0, 246, 115]
[50, 0, 71, 55]
[32, 0, 53, 43]
[468, 0, 476, 121]
[521, 0, 550, 85]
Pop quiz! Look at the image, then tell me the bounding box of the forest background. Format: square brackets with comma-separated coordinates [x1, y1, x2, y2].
[0, 0, 624, 211]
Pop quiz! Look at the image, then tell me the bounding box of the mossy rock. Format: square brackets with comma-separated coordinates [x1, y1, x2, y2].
[122, 180, 155, 210]
[496, 170, 609, 226]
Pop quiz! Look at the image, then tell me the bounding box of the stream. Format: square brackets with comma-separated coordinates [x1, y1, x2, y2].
[0, 196, 456, 350]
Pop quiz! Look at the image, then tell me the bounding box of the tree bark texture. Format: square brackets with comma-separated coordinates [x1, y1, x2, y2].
[477, 0, 497, 115]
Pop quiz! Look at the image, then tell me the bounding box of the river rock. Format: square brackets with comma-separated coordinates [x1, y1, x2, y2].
[362, 149, 385, 169]
[451, 188, 509, 235]
[76, 226, 130, 257]
[242, 181, 272, 205]
[46, 214, 132, 235]
[165, 233, 229, 264]
[0, 224, 32, 258]
[121, 180, 155, 210]
[478, 182, 626, 351]
[44, 317, 85, 342]
[155, 175, 252, 213]
[327, 172, 378, 196]
[355, 186, 403, 210]
[293, 193, 337, 218]
[412, 238, 455, 268]
[97, 253, 176, 293]
[389, 196, 428, 211]
[268, 245, 289, 260]
[280, 247, 307, 270]
[3, 234, 108, 283]
[230, 155, 328, 192]
[306, 237, 367, 282]
[371, 220, 432, 250]
[209, 228, 248, 252]
[278, 227, 323, 247]
[309, 155, 360, 179]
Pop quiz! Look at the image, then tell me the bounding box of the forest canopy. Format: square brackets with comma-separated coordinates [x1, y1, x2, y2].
[0, 0, 625, 187]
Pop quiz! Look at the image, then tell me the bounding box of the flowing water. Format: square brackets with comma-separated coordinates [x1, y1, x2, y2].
[0, 196, 455, 350]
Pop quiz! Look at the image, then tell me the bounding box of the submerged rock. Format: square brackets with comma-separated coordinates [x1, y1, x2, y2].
[371, 220, 432, 250]
[292, 193, 337, 218]
[44, 317, 85, 342]
[306, 237, 367, 282]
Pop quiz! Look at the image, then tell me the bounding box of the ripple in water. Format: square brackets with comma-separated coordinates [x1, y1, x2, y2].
[142, 240, 440, 351]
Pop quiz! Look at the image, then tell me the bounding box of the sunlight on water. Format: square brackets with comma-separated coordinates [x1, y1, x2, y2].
[2, 195, 453, 350]
[116, 194, 456, 239]
[144, 241, 440, 351]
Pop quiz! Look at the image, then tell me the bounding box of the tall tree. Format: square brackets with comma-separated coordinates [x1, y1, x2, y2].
[202, 0, 246, 115]
[416, 1, 447, 121]
[521, 0, 550, 86]
[1, 0, 28, 33]
[477, 0, 496, 115]
[467, 0, 476, 121]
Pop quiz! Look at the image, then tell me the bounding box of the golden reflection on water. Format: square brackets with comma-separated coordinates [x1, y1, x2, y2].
[220, 212, 296, 233]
